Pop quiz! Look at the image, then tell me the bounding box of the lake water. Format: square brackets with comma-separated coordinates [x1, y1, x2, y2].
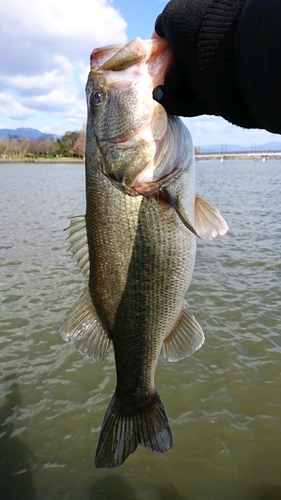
[0, 160, 280, 500]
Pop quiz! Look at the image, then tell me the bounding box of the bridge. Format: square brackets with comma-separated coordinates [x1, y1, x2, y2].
[195, 151, 281, 161]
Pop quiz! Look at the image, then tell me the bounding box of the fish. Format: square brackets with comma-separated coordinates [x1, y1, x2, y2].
[60, 37, 228, 469]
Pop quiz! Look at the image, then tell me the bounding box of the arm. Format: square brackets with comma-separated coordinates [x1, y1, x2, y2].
[153, 0, 281, 134]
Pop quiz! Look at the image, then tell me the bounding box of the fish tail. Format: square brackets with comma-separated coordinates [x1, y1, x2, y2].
[95, 390, 172, 468]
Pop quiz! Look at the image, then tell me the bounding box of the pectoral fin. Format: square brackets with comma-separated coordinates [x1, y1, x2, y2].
[162, 301, 205, 362]
[163, 188, 201, 238]
[195, 195, 229, 239]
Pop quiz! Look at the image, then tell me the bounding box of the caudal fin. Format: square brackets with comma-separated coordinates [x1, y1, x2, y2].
[95, 391, 172, 468]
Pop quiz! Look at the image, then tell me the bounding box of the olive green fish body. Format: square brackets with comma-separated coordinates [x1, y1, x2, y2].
[84, 129, 197, 467]
[61, 38, 228, 469]
[86, 139, 196, 398]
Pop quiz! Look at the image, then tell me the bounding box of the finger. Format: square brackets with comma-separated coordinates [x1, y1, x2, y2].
[164, 60, 190, 93]
[153, 85, 189, 116]
[154, 13, 165, 38]
[153, 85, 207, 117]
[151, 30, 161, 40]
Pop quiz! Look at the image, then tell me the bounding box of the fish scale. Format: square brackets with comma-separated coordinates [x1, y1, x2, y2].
[61, 37, 228, 469]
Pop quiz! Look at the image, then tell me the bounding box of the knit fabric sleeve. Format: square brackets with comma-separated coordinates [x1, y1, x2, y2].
[197, 0, 260, 127]
[236, 0, 281, 133]
[155, 0, 281, 132]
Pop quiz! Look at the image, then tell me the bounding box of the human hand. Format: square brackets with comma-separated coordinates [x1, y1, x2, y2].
[152, 59, 207, 117]
[152, 0, 211, 117]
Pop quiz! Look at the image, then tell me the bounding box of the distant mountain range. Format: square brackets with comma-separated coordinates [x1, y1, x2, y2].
[1, 128, 281, 152]
[199, 142, 281, 153]
[0, 127, 57, 140]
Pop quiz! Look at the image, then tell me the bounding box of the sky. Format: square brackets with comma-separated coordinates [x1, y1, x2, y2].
[0, 0, 280, 147]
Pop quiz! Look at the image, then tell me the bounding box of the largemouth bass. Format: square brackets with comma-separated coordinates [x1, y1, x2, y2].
[61, 37, 228, 469]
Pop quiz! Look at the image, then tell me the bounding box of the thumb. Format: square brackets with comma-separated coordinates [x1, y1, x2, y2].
[153, 85, 206, 117]
[153, 85, 187, 116]
[151, 30, 161, 39]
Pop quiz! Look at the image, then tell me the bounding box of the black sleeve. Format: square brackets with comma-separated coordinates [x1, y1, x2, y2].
[154, 0, 281, 134]
[236, 0, 281, 134]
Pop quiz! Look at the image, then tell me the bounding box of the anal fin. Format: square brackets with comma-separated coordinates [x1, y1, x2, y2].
[162, 301, 204, 362]
[60, 288, 111, 362]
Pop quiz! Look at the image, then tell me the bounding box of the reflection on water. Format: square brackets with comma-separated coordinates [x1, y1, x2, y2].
[0, 161, 280, 499]
[86, 476, 186, 500]
[87, 476, 136, 500]
[0, 377, 36, 499]
[256, 485, 281, 500]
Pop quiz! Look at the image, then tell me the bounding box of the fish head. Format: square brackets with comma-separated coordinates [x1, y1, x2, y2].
[86, 37, 177, 193]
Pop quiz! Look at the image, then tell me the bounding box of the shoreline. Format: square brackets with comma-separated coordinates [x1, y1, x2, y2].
[1, 152, 281, 163]
[0, 157, 84, 164]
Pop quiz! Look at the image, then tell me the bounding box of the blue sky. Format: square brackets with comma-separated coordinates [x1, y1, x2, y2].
[0, 0, 280, 147]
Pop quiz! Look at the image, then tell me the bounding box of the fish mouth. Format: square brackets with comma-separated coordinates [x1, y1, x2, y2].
[89, 37, 178, 194]
[90, 38, 174, 88]
[90, 37, 174, 145]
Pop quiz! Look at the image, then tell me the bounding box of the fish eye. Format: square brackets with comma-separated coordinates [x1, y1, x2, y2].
[90, 90, 104, 106]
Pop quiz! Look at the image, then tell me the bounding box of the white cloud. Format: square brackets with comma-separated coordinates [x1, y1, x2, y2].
[184, 115, 281, 147]
[1, 56, 74, 96]
[0, 93, 35, 120]
[1, 0, 281, 147]
[0, 0, 127, 132]
[78, 63, 91, 86]
[0, 0, 127, 72]
[26, 87, 85, 115]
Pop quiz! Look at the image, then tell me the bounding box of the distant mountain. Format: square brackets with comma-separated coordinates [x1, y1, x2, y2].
[199, 142, 281, 153]
[0, 127, 57, 140]
[255, 142, 281, 151]
[199, 144, 246, 153]
[2, 128, 281, 152]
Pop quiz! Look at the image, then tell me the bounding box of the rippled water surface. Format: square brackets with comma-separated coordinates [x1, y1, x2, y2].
[0, 161, 280, 500]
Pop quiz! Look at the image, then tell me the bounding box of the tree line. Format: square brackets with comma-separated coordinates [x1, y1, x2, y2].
[0, 128, 85, 160]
